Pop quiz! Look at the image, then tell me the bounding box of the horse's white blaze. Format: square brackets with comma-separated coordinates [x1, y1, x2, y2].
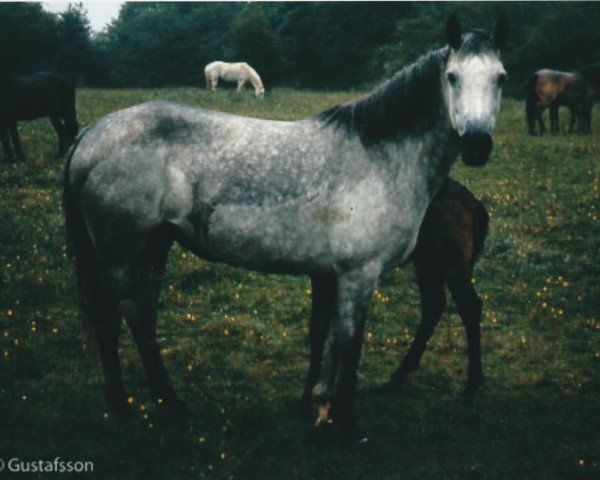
[444, 54, 506, 135]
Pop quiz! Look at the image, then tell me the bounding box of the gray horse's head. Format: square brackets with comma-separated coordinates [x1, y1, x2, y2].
[442, 14, 508, 167]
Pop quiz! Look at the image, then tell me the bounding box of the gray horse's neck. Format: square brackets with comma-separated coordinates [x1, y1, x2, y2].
[319, 48, 450, 145]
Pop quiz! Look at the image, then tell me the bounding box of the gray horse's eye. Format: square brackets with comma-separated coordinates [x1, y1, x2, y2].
[447, 72, 458, 86]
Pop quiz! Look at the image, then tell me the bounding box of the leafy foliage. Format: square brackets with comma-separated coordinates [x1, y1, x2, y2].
[4, 2, 600, 92]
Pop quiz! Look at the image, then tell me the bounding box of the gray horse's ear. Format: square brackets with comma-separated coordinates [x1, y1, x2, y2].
[493, 15, 509, 50]
[446, 13, 462, 50]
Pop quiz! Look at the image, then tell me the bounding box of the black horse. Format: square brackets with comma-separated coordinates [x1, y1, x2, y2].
[0, 71, 79, 162]
[303, 178, 489, 406]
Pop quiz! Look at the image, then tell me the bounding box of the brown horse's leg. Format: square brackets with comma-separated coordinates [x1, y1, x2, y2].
[568, 105, 579, 133]
[302, 273, 336, 410]
[446, 268, 484, 402]
[536, 106, 547, 134]
[389, 271, 446, 388]
[581, 100, 592, 133]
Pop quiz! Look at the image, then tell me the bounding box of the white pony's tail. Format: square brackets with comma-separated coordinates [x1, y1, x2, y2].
[204, 68, 211, 90]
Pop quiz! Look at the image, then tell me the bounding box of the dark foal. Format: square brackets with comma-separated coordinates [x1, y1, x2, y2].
[303, 178, 489, 408]
[388, 178, 488, 400]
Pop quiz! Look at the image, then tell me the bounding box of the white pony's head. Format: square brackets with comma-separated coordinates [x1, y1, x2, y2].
[255, 85, 265, 99]
[442, 14, 508, 166]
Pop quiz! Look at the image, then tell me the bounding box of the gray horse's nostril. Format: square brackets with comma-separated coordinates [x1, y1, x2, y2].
[461, 131, 493, 167]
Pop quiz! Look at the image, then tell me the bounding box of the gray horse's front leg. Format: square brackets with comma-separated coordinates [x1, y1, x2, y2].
[312, 264, 379, 439]
[301, 273, 337, 410]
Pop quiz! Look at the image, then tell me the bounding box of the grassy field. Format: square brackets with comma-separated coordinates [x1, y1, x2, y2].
[0, 88, 599, 480]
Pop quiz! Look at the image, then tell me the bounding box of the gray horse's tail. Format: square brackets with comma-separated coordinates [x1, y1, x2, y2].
[525, 73, 539, 134]
[63, 128, 100, 344]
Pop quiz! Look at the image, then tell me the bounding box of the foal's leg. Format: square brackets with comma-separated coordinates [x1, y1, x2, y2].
[237, 80, 245, 92]
[8, 122, 25, 160]
[121, 233, 185, 412]
[388, 271, 446, 389]
[446, 268, 484, 401]
[301, 274, 337, 409]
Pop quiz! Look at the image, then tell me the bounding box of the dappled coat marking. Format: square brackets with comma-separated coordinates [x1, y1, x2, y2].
[64, 15, 507, 440]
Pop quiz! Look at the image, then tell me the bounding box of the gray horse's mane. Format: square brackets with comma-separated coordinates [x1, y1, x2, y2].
[319, 31, 500, 144]
[318, 47, 449, 144]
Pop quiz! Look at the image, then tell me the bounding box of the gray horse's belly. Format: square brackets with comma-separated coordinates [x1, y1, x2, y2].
[184, 175, 419, 275]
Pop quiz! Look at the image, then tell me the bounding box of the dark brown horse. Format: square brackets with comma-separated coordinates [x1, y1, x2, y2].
[303, 177, 489, 407]
[0, 71, 79, 162]
[526, 65, 600, 135]
[575, 63, 600, 133]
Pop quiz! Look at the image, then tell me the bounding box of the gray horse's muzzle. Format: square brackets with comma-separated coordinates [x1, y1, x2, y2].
[461, 131, 493, 167]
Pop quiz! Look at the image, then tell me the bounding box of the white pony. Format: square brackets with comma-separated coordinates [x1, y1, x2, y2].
[204, 61, 265, 99]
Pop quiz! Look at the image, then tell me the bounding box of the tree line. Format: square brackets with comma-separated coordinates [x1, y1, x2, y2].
[2, 2, 600, 96]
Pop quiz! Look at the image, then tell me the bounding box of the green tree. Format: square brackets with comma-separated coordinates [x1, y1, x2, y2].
[0, 3, 57, 75]
[229, 4, 285, 86]
[55, 3, 93, 82]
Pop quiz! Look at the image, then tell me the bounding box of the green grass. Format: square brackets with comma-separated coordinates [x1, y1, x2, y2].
[1, 88, 599, 479]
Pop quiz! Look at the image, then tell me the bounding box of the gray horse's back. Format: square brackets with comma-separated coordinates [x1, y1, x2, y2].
[67, 101, 355, 272]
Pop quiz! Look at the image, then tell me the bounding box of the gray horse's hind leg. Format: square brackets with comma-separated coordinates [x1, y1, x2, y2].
[95, 303, 129, 417]
[301, 274, 337, 410]
[81, 275, 129, 418]
[118, 229, 186, 412]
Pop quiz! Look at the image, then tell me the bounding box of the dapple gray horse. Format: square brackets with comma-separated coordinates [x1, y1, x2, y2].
[64, 15, 507, 442]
